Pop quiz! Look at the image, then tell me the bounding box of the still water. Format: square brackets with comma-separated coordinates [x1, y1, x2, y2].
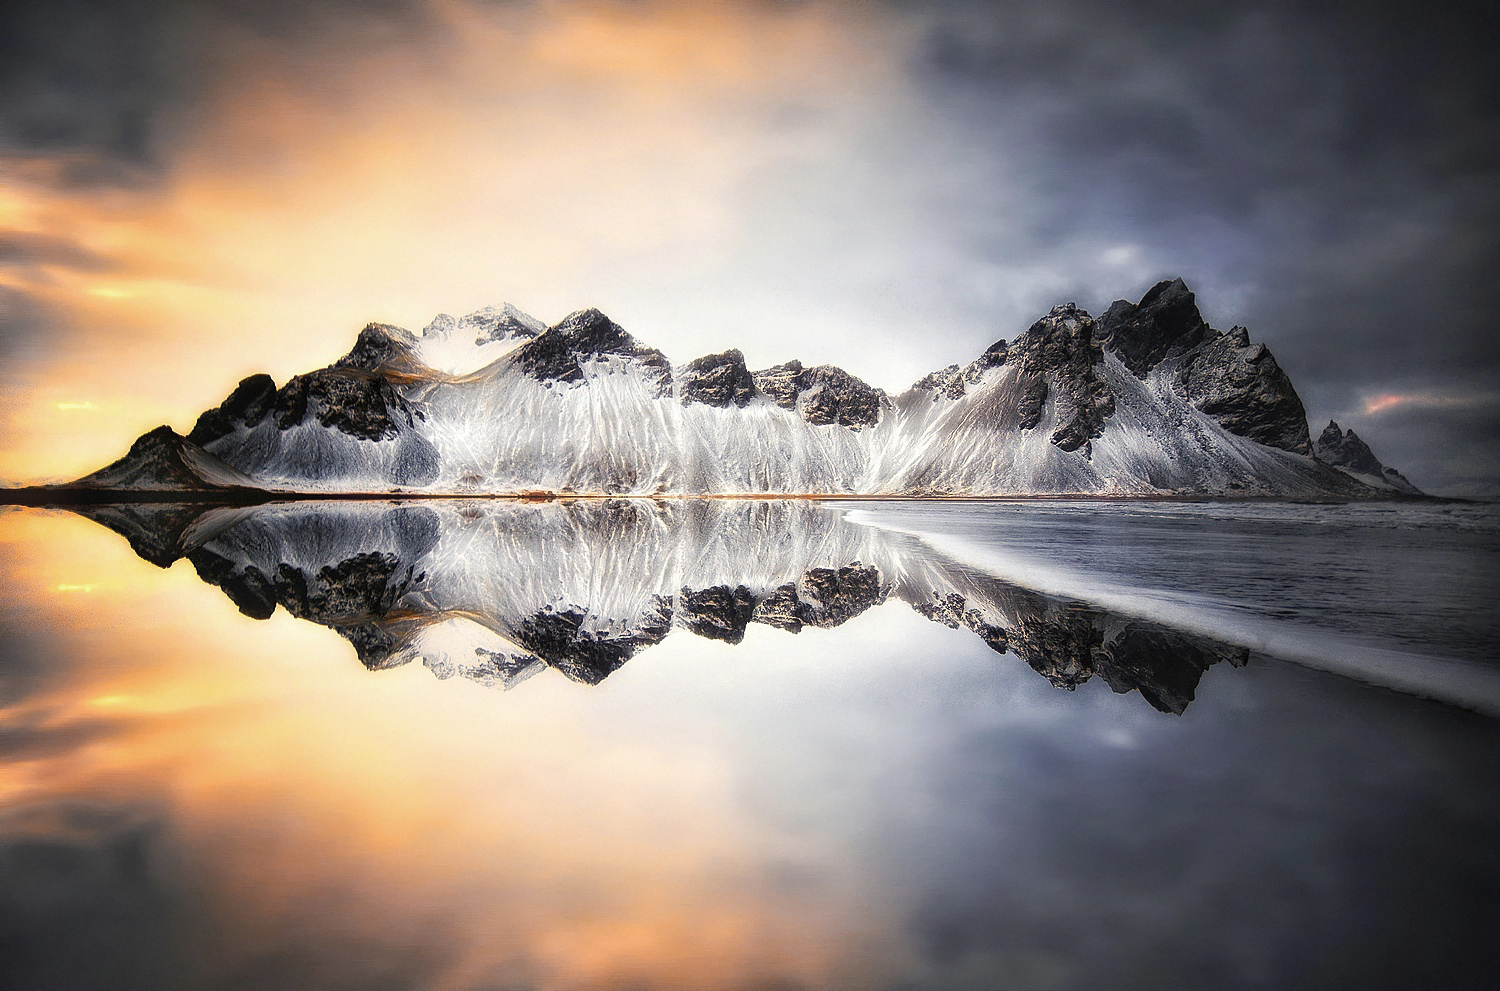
[1, 498, 1497, 990]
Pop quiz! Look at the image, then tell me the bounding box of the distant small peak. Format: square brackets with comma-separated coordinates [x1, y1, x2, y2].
[422, 313, 458, 339]
[464, 303, 545, 345]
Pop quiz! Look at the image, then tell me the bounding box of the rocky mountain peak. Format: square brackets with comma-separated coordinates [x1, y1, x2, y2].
[336, 323, 420, 373]
[188, 374, 277, 446]
[751, 360, 887, 429]
[679, 349, 756, 408]
[72, 426, 252, 491]
[462, 303, 546, 346]
[512, 308, 673, 396]
[1096, 277, 1211, 377]
[1314, 420, 1419, 492]
[1315, 420, 1384, 476]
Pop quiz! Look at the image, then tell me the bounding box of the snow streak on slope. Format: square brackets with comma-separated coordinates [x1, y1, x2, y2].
[104, 281, 1412, 498]
[869, 353, 1366, 496]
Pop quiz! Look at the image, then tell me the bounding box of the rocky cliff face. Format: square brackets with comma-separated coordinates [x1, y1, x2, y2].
[1005, 303, 1117, 455]
[1096, 279, 1312, 455]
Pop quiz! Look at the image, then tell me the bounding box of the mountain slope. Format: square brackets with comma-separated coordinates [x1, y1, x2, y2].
[70, 282, 1419, 498]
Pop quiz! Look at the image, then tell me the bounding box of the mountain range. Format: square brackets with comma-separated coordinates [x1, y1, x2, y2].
[44, 279, 1420, 498]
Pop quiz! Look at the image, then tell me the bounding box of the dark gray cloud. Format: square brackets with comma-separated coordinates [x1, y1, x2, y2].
[897, 0, 1500, 491]
[0, 0, 437, 186]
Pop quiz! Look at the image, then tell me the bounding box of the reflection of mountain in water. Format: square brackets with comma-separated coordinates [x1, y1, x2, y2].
[76, 499, 1247, 713]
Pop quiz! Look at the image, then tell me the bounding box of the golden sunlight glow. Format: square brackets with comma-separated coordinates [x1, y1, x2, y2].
[0, 508, 908, 989]
[0, 0, 912, 485]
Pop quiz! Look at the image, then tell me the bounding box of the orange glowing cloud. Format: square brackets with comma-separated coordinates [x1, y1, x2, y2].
[1361, 392, 1476, 415]
[0, 0, 915, 486]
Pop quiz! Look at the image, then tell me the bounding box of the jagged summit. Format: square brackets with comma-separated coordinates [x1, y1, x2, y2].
[1096, 277, 1211, 376]
[513, 307, 673, 395]
[680, 349, 756, 408]
[428, 303, 544, 347]
[751, 359, 887, 429]
[1315, 420, 1420, 493]
[337, 322, 422, 374]
[46, 279, 1420, 499]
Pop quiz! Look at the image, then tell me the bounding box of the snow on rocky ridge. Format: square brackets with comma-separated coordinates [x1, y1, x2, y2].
[67, 279, 1418, 498]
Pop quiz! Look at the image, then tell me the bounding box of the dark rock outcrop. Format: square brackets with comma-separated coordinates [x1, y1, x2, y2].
[1094, 280, 1315, 456]
[1096, 277, 1212, 377]
[679, 349, 756, 408]
[513, 599, 673, 685]
[1094, 626, 1249, 715]
[1178, 326, 1312, 454]
[751, 360, 806, 410]
[188, 374, 277, 446]
[336, 323, 422, 374]
[751, 360, 887, 429]
[1314, 420, 1419, 492]
[910, 590, 1248, 714]
[512, 308, 673, 396]
[1008, 304, 1116, 454]
[797, 565, 888, 627]
[72, 502, 217, 568]
[679, 584, 756, 642]
[748, 566, 888, 632]
[271, 369, 423, 442]
[1315, 420, 1385, 475]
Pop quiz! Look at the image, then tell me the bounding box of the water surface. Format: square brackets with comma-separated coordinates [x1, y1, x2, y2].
[1, 498, 1497, 990]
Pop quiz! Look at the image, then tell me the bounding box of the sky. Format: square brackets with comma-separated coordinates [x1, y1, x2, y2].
[0, 0, 1497, 493]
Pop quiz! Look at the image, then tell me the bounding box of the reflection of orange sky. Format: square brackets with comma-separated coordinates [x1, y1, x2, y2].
[0, 1, 913, 485]
[0, 508, 906, 989]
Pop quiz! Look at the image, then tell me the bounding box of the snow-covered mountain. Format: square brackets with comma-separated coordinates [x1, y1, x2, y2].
[68, 279, 1417, 498]
[82, 498, 1247, 713]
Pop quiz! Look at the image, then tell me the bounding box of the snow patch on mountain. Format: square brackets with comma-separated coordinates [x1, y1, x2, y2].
[72, 280, 1420, 498]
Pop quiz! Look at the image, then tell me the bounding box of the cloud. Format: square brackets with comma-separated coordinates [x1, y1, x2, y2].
[0, 0, 1496, 487]
[893, 0, 1500, 487]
